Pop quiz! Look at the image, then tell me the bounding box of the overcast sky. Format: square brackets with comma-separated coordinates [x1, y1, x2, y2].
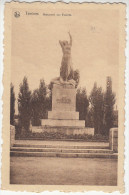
[11, 8, 119, 113]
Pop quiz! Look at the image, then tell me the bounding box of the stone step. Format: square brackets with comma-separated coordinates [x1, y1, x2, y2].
[11, 147, 113, 154]
[10, 151, 118, 159]
[41, 119, 85, 127]
[13, 143, 109, 150]
[48, 111, 79, 120]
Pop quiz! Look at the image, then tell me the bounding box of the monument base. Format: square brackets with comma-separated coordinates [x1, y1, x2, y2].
[42, 84, 85, 128]
[32, 126, 94, 136]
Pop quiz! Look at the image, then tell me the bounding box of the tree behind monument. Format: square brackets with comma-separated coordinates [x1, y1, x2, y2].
[18, 77, 31, 132]
[104, 77, 116, 135]
[76, 87, 89, 124]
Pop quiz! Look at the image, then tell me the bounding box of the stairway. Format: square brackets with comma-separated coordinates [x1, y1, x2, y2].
[10, 141, 118, 159]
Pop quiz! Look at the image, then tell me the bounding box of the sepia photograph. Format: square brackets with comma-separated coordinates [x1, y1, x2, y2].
[1, 2, 126, 192]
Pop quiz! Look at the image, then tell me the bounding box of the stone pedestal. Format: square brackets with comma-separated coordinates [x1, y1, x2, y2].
[10, 125, 15, 147]
[109, 128, 118, 152]
[41, 84, 85, 128]
[52, 84, 76, 112]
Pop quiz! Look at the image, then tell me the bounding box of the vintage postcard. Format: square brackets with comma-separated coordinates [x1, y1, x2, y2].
[2, 2, 125, 193]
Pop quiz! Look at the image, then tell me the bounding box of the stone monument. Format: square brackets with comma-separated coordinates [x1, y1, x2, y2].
[41, 32, 85, 128]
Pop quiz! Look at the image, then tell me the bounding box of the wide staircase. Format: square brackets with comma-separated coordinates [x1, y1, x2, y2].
[10, 140, 118, 159]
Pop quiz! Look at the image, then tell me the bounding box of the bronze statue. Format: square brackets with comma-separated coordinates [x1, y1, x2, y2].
[51, 32, 80, 88]
[59, 32, 73, 81]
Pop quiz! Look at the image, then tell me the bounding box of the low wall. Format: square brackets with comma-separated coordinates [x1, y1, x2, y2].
[10, 125, 15, 147]
[109, 128, 118, 152]
[32, 126, 94, 136]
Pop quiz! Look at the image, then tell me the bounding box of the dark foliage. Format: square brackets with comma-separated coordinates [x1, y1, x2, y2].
[10, 83, 15, 125]
[103, 77, 116, 135]
[85, 109, 94, 128]
[18, 77, 31, 132]
[16, 131, 109, 142]
[89, 83, 105, 134]
[31, 80, 52, 126]
[76, 87, 89, 125]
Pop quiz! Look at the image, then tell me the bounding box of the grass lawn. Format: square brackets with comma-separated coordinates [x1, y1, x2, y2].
[10, 157, 117, 185]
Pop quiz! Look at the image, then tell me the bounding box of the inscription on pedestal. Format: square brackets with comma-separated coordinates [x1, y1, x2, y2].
[52, 84, 76, 111]
[56, 97, 71, 104]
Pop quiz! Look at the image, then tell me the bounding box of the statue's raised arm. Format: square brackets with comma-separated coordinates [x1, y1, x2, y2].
[68, 32, 72, 46]
[59, 40, 63, 48]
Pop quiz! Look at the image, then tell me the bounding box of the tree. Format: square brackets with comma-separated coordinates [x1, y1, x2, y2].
[85, 108, 94, 128]
[46, 83, 52, 112]
[104, 77, 116, 135]
[31, 89, 41, 126]
[18, 77, 31, 132]
[10, 83, 15, 125]
[89, 83, 104, 134]
[38, 79, 47, 119]
[76, 87, 89, 125]
[31, 79, 47, 125]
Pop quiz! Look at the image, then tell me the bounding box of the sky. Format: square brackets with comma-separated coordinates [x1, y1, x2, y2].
[11, 8, 119, 113]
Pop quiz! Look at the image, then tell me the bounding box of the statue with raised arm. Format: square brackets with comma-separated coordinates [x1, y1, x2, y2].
[59, 32, 74, 81]
[51, 32, 80, 88]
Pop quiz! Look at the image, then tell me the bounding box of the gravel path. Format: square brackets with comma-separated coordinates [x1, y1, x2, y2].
[10, 156, 117, 185]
